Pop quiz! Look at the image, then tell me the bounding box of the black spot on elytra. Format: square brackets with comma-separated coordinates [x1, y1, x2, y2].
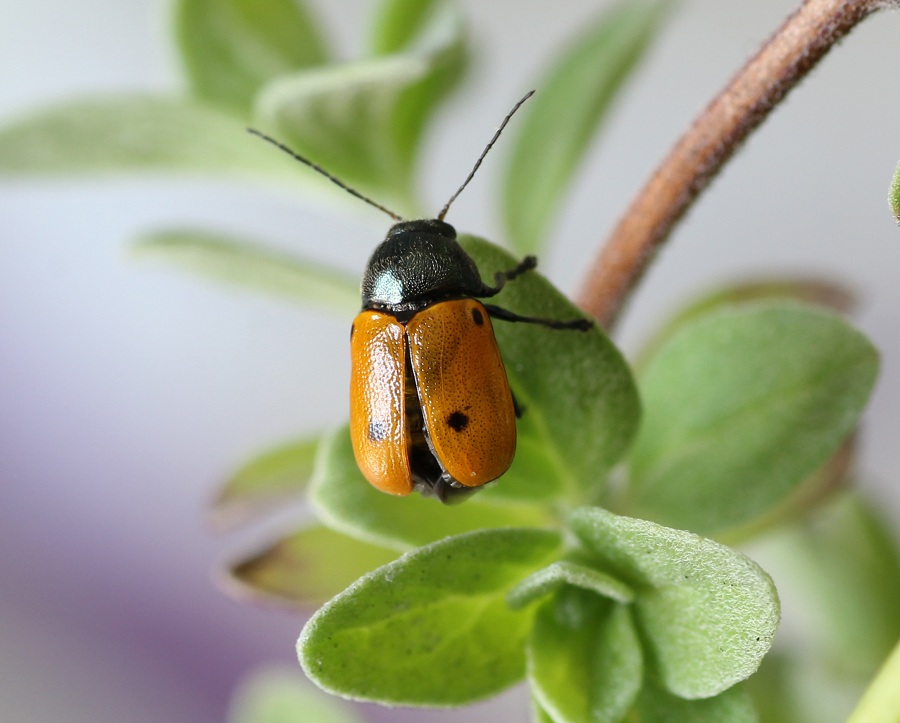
[368, 420, 388, 442]
[446, 411, 469, 432]
[350, 323, 356, 339]
[471, 307, 484, 326]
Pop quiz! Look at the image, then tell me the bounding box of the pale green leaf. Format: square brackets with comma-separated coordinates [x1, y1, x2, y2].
[310, 426, 553, 551]
[228, 668, 361, 723]
[847, 637, 900, 723]
[635, 679, 758, 722]
[529, 590, 642, 723]
[627, 302, 878, 535]
[570, 507, 779, 699]
[502, 0, 670, 253]
[133, 229, 359, 315]
[253, 4, 464, 215]
[208, 436, 320, 532]
[175, 0, 328, 116]
[890, 159, 900, 224]
[507, 560, 635, 609]
[221, 524, 398, 608]
[0, 96, 302, 181]
[298, 527, 562, 705]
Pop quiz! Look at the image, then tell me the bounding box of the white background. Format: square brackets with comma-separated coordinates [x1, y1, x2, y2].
[1, 1, 899, 721]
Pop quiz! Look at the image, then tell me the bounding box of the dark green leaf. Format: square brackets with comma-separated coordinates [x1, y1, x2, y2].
[570, 507, 779, 699]
[502, 0, 670, 254]
[208, 436, 320, 532]
[0, 96, 307, 181]
[134, 230, 359, 316]
[221, 525, 398, 608]
[627, 302, 878, 535]
[228, 668, 362, 723]
[310, 426, 553, 551]
[298, 527, 562, 705]
[529, 590, 642, 723]
[507, 560, 634, 610]
[890, 159, 900, 224]
[460, 236, 640, 501]
[175, 0, 328, 116]
[635, 679, 758, 722]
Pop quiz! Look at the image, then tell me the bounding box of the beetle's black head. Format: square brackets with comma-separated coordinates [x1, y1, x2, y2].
[361, 219, 489, 314]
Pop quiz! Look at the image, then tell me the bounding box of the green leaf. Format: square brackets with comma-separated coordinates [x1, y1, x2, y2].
[310, 426, 553, 551]
[890, 159, 900, 224]
[765, 493, 900, 679]
[372, 0, 467, 193]
[175, 0, 328, 117]
[0, 96, 304, 181]
[133, 230, 359, 316]
[371, 0, 441, 55]
[528, 590, 642, 723]
[507, 560, 635, 609]
[298, 527, 562, 706]
[627, 302, 879, 535]
[633, 277, 858, 374]
[208, 436, 320, 532]
[634, 679, 758, 723]
[228, 668, 362, 723]
[570, 507, 779, 699]
[221, 524, 398, 608]
[460, 236, 640, 501]
[847, 637, 900, 723]
[502, 0, 671, 254]
[253, 4, 465, 215]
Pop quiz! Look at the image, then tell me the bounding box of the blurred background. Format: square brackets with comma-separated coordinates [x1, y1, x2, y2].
[1, 0, 899, 720]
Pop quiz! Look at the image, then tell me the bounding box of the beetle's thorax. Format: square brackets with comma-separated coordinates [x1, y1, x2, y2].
[361, 219, 488, 315]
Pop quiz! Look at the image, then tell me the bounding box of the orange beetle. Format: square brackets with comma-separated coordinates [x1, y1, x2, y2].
[250, 92, 591, 502]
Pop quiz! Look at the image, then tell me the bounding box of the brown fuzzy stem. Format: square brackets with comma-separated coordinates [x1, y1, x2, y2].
[577, 0, 899, 331]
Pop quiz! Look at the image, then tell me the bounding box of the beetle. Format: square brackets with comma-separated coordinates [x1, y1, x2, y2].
[250, 91, 592, 502]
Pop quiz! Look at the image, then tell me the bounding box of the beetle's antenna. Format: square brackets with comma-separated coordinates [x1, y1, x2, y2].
[436, 90, 535, 222]
[247, 128, 403, 222]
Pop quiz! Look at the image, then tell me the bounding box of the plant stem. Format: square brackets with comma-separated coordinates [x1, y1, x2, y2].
[577, 0, 900, 330]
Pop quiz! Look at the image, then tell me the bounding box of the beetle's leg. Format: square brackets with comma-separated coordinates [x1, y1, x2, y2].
[511, 391, 525, 419]
[484, 304, 593, 331]
[479, 256, 538, 297]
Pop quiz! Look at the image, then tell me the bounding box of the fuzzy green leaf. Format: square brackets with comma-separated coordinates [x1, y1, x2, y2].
[0, 96, 304, 181]
[570, 507, 779, 699]
[221, 524, 398, 608]
[310, 426, 552, 551]
[634, 679, 758, 722]
[208, 436, 320, 532]
[133, 229, 359, 315]
[253, 4, 464, 215]
[174, 0, 328, 116]
[529, 590, 642, 723]
[890, 159, 900, 224]
[507, 560, 635, 610]
[228, 668, 362, 723]
[460, 236, 640, 501]
[502, 0, 670, 254]
[627, 302, 878, 535]
[298, 527, 562, 706]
